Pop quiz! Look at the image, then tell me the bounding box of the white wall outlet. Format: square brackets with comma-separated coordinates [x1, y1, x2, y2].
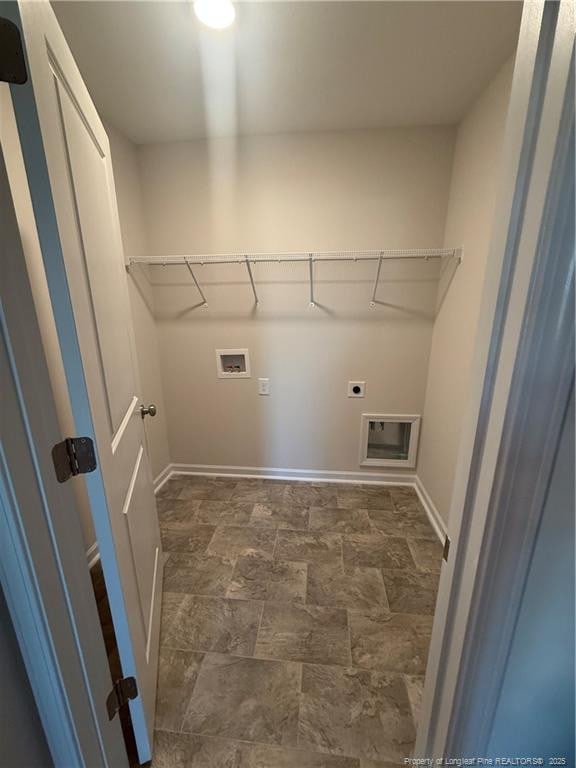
[258, 378, 270, 395]
[348, 381, 366, 398]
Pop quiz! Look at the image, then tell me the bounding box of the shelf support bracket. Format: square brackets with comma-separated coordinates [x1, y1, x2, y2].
[184, 259, 208, 307]
[308, 255, 315, 307]
[245, 256, 259, 304]
[369, 252, 383, 307]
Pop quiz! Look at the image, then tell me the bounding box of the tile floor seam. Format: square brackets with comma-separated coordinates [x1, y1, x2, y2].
[254, 598, 267, 651]
[153, 724, 363, 764]
[157, 642, 419, 676]
[346, 608, 354, 666]
[161, 588, 434, 615]
[174, 723, 364, 760]
[271, 527, 280, 559]
[377, 568, 391, 612]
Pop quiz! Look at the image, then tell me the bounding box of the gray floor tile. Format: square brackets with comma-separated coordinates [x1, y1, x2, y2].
[349, 610, 433, 675]
[155, 648, 204, 731]
[251, 503, 310, 530]
[403, 674, 425, 726]
[163, 553, 236, 596]
[299, 663, 415, 762]
[156, 477, 188, 500]
[157, 498, 201, 528]
[309, 508, 372, 533]
[255, 602, 350, 666]
[236, 743, 361, 767]
[275, 531, 342, 563]
[152, 730, 238, 767]
[162, 593, 262, 655]
[227, 552, 307, 603]
[160, 592, 185, 642]
[178, 481, 236, 501]
[342, 533, 415, 569]
[336, 487, 394, 511]
[207, 526, 277, 558]
[388, 486, 425, 513]
[380, 569, 439, 615]
[182, 652, 300, 746]
[407, 538, 444, 572]
[160, 525, 216, 554]
[368, 509, 436, 540]
[282, 485, 338, 507]
[195, 500, 255, 525]
[233, 481, 287, 503]
[307, 563, 388, 611]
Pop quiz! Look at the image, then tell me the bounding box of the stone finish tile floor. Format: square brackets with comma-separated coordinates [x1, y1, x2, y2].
[152, 476, 443, 767]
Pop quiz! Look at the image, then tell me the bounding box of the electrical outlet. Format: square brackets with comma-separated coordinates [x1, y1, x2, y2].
[258, 378, 270, 395]
[347, 381, 366, 398]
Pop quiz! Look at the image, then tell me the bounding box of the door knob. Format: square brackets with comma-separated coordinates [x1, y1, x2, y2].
[140, 404, 157, 419]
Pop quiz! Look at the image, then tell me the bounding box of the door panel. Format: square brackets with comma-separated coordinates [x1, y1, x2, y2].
[16, 1, 163, 760]
[123, 443, 161, 657]
[56, 76, 136, 432]
[0, 97, 129, 765]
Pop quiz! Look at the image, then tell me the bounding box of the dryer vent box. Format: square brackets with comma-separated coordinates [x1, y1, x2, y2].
[216, 349, 251, 378]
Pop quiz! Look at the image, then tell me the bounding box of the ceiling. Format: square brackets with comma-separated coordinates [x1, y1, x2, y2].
[53, 1, 522, 145]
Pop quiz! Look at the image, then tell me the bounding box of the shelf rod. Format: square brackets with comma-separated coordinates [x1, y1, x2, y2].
[184, 259, 208, 306]
[370, 253, 384, 308]
[245, 257, 258, 304]
[129, 248, 459, 267]
[308, 255, 315, 307]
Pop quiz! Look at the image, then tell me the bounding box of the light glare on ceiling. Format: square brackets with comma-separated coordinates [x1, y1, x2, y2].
[194, 0, 236, 29]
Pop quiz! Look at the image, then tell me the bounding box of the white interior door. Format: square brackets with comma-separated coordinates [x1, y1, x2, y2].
[15, 1, 163, 760]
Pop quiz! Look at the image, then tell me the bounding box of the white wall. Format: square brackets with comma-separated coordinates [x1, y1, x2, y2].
[137, 127, 455, 475]
[106, 125, 171, 480]
[418, 59, 514, 521]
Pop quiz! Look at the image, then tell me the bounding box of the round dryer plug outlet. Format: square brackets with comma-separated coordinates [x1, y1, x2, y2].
[347, 381, 366, 398]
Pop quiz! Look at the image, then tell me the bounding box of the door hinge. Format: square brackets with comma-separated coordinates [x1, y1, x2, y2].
[0, 18, 28, 84]
[106, 676, 138, 721]
[52, 437, 97, 483]
[443, 534, 451, 562]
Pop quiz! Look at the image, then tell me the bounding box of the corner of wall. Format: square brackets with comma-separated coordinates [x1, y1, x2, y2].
[417, 55, 516, 526]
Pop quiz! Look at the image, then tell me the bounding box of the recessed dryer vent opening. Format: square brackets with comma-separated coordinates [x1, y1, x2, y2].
[360, 413, 421, 468]
[216, 349, 251, 378]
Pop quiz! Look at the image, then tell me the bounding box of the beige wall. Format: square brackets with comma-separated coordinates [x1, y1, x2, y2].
[140, 127, 455, 254]
[138, 127, 456, 474]
[418, 59, 514, 522]
[106, 125, 171, 479]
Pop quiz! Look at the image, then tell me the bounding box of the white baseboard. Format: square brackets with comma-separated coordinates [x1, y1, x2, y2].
[414, 476, 448, 543]
[166, 462, 416, 486]
[154, 463, 446, 543]
[153, 464, 173, 494]
[86, 541, 100, 569]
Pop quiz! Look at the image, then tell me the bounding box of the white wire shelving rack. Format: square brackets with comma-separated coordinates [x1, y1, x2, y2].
[128, 247, 462, 309]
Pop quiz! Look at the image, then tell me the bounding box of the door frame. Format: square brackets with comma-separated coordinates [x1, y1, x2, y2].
[1, 83, 128, 767]
[416, 0, 574, 756]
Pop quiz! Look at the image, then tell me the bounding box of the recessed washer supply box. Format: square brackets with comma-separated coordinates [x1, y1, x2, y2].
[216, 349, 251, 378]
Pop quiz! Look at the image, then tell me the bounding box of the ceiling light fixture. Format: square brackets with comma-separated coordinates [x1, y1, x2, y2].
[194, 0, 236, 29]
